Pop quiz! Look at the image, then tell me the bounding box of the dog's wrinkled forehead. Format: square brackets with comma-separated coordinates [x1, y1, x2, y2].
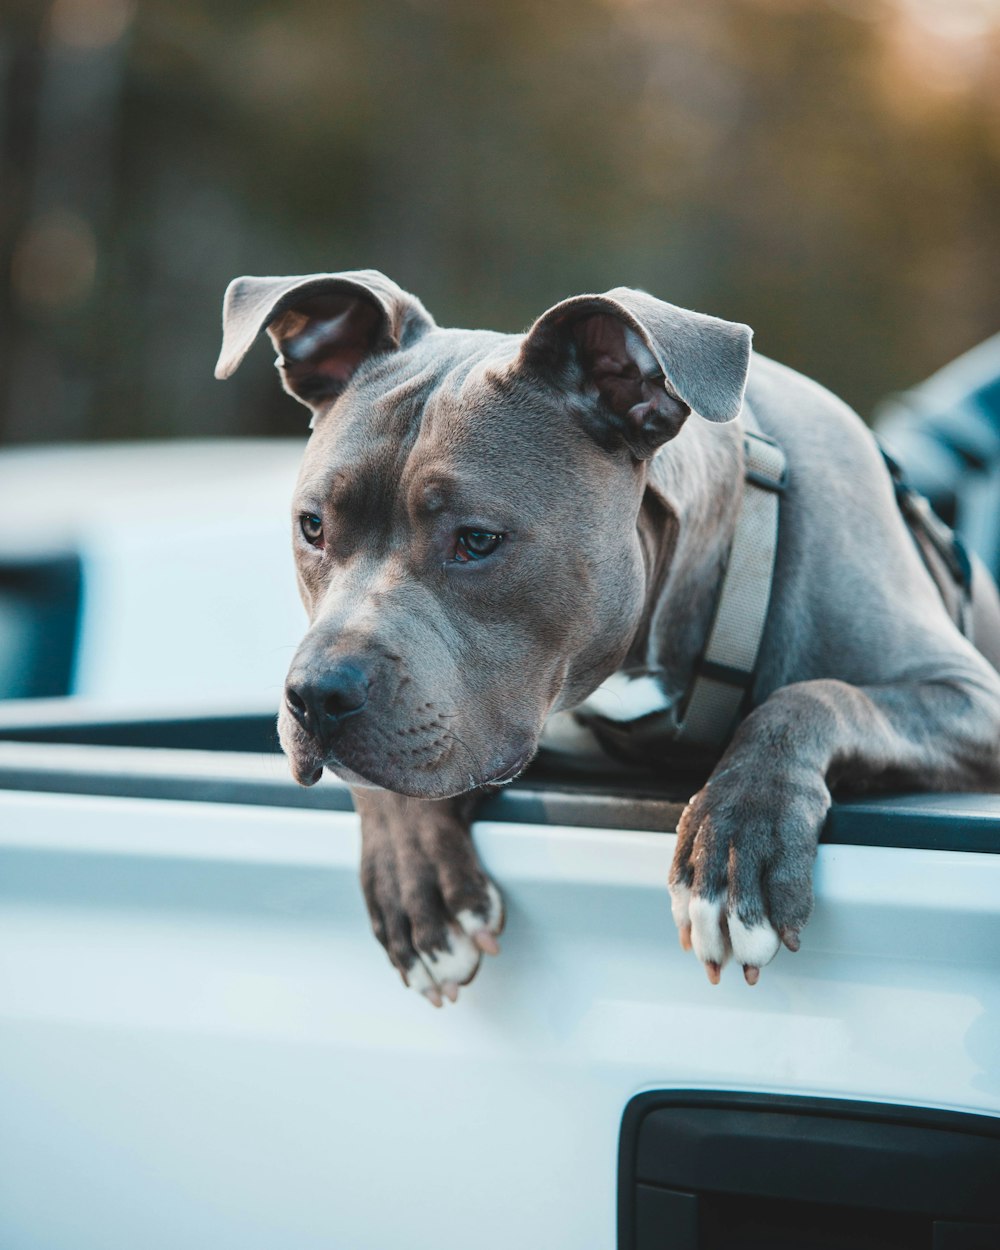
[305, 324, 507, 437]
[296, 327, 545, 513]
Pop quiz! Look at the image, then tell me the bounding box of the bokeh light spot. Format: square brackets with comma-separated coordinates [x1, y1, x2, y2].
[47, 0, 135, 51]
[12, 210, 99, 312]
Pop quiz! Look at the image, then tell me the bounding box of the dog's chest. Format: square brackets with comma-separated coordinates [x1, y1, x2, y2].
[539, 672, 682, 769]
[541, 427, 788, 770]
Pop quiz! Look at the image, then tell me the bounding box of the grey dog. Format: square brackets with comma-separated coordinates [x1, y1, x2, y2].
[217, 269, 1000, 1004]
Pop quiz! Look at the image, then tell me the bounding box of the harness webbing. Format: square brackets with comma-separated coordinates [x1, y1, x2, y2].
[673, 428, 786, 748]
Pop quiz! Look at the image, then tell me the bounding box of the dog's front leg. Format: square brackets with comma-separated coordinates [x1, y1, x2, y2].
[352, 788, 505, 1006]
[669, 671, 1000, 984]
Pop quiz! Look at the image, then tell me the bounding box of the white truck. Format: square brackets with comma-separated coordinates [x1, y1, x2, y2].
[1, 701, 999, 1250]
[0, 441, 998, 1249]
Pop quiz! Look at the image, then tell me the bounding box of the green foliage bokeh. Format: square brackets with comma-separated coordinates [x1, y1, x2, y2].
[2, 0, 999, 442]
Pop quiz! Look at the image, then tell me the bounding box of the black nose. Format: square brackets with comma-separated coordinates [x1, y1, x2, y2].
[285, 659, 370, 733]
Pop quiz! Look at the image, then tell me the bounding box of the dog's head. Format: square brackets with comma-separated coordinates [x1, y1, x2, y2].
[217, 270, 751, 797]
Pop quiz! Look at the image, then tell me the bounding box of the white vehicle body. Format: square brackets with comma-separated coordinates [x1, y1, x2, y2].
[1, 441, 998, 1247]
[0, 722, 998, 1249]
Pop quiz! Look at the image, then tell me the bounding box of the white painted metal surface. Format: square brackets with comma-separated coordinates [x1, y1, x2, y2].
[2, 790, 998, 1250]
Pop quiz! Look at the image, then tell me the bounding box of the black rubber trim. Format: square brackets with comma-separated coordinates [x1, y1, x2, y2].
[824, 792, 1000, 853]
[0, 709, 281, 753]
[0, 709, 999, 849]
[0, 740, 687, 830]
[618, 1091, 1000, 1249]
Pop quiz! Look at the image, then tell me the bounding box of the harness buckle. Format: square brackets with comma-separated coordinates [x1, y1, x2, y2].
[744, 431, 788, 493]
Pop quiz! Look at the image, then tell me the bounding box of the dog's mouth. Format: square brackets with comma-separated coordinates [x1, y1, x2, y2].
[322, 742, 536, 797]
[281, 708, 536, 797]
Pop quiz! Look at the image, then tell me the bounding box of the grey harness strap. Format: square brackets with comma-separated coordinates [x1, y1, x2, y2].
[673, 427, 786, 748]
[880, 444, 974, 640]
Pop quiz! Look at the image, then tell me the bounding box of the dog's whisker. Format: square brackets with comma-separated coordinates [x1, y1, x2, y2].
[442, 726, 489, 790]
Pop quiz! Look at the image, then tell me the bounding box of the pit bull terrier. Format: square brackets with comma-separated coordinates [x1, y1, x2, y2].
[216, 269, 1000, 1004]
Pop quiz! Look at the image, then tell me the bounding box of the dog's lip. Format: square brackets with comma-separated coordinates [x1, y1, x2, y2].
[483, 746, 534, 787]
[281, 724, 326, 787]
[323, 750, 533, 790]
[289, 755, 324, 786]
[290, 734, 536, 796]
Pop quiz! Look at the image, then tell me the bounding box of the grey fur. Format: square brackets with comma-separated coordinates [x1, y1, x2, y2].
[218, 269, 1000, 997]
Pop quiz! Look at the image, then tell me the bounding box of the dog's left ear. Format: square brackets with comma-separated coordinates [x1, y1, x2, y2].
[519, 288, 752, 459]
[214, 269, 434, 413]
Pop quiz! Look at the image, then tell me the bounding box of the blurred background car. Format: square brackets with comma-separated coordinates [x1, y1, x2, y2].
[875, 332, 1000, 579]
[0, 437, 304, 704]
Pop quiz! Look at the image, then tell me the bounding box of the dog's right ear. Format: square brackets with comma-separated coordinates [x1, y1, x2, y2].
[214, 269, 434, 413]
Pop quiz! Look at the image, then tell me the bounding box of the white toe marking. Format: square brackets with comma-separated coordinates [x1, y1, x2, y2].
[668, 880, 691, 930]
[404, 960, 435, 994]
[404, 927, 480, 994]
[457, 880, 504, 937]
[422, 929, 480, 986]
[727, 914, 781, 968]
[689, 895, 730, 966]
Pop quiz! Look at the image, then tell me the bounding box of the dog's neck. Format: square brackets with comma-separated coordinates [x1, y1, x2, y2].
[632, 414, 746, 702]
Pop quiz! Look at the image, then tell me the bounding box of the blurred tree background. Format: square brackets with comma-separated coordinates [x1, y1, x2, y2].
[1, 0, 998, 445]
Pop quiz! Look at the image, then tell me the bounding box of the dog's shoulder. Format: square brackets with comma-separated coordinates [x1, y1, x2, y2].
[745, 353, 876, 462]
[743, 352, 898, 524]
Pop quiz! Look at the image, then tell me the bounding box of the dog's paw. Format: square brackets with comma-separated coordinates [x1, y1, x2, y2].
[394, 881, 504, 1006]
[360, 808, 504, 1007]
[668, 765, 827, 984]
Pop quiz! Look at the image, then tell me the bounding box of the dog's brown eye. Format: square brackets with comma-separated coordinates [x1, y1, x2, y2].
[454, 528, 503, 562]
[299, 512, 324, 546]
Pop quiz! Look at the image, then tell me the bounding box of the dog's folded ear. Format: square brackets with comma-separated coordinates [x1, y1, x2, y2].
[519, 288, 752, 459]
[215, 270, 434, 412]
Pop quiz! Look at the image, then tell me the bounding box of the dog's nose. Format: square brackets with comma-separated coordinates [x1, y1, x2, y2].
[285, 659, 370, 731]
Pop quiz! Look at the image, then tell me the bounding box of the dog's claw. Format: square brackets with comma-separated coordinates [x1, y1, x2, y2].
[473, 929, 500, 956]
[743, 964, 760, 986]
[422, 987, 444, 1008]
[441, 981, 459, 1003]
[678, 923, 693, 952]
[705, 960, 722, 985]
[781, 927, 801, 953]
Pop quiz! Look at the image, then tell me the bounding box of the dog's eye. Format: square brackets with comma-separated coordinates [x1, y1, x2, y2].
[454, 528, 503, 562]
[299, 512, 324, 546]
